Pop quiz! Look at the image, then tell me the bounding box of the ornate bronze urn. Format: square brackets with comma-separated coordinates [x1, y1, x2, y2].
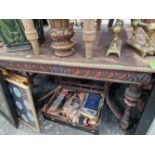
[48, 19, 75, 57]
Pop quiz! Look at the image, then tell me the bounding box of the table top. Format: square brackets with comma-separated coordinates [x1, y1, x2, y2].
[0, 26, 155, 73]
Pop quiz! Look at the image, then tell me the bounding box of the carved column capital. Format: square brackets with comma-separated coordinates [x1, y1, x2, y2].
[48, 19, 75, 57]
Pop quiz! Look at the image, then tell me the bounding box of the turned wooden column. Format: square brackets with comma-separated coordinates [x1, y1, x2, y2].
[121, 84, 142, 129]
[83, 19, 96, 58]
[96, 19, 102, 31]
[108, 19, 114, 27]
[21, 19, 40, 55]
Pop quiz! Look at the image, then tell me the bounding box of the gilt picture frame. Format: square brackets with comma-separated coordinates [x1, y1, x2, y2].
[6, 78, 40, 132]
[0, 72, 17, 128]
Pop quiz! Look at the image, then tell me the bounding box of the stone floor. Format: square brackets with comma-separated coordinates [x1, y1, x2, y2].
[0, 105, 125, 135]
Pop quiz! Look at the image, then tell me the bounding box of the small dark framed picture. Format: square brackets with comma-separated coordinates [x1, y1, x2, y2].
[6, 78, 40, 132]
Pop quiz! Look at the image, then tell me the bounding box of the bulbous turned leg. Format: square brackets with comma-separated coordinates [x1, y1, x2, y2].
[121, 84, 142, 130]
[21, 19, 40, 55]
[96, 19, 101, 31]
[83, 19, 96, 59]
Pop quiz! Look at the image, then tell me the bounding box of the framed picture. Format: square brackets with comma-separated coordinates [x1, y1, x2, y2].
[6, 77, 40, 132]
[0, 72, 17, 128]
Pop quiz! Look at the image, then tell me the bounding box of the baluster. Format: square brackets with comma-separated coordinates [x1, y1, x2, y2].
[83, 19, 96, 58]
[21, 19, 40, 55]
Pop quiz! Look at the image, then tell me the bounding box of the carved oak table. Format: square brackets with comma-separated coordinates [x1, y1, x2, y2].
[0, 24, 154, 130]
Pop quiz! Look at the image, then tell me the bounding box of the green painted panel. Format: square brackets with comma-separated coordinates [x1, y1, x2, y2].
[0, 19, 44, 52]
